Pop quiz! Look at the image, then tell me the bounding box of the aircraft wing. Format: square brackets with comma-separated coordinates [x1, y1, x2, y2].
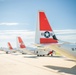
[47, 44, 76, 61]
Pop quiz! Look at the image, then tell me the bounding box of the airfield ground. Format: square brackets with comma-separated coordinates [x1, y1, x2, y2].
[0, 51, 76, 75]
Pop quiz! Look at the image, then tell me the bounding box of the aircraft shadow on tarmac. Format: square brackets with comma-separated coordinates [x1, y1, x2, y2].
[50, 56, 76, 62]
[44, 65, 76, 75]
[24, 56, 38, 58]
[23, 55, 63, 59]
[49, 56, 63, 58]
[64, 58, 76, 62]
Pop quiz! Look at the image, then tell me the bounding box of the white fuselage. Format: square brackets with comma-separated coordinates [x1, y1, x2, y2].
[5, 49, 16, 54]
[18, 47, 52, 56]
[18, 48, 35, 55]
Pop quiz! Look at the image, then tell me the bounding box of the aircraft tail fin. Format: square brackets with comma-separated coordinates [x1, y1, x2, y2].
[35, 11, 58, 44]
[17, 37, 26, 48]
[8, 42, 13, 50]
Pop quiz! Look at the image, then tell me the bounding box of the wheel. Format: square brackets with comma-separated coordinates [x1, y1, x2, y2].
[43, 55, 45, 56]
[37, 55, 39, 56]
[6, 51, 8, 54]
[13, 51, 16, 53]
[22, 53, 25, 54]
[40, 55, 42, 56]
[51, 54, 53, 56]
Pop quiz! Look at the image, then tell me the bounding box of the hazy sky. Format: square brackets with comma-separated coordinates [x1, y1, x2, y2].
[0, 0, 76, 47]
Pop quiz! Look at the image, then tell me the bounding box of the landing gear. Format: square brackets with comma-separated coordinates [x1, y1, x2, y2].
[51, 54, 53, 56]
[43, 55, 45, 56]
[37, 55, 45, 56]
[13, 51, 16, 53]
[6, 51, 8, 54]
[37, 55, 39, 56]
[40, 55, 42, 56]
[22, 53, 25, 54]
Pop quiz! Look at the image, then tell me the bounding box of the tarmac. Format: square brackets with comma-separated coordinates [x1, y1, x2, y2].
[0, 51, 76, 75]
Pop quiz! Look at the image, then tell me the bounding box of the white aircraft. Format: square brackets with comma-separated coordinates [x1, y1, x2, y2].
[17, 36, 54, 56]
[5, 42, 16, 54]
[17, 36, 31, 54]
[0, 47, 4, 51]
[35, 11, 76, 60]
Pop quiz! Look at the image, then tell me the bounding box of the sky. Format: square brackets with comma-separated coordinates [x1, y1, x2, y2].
[0, 0, 76, 48]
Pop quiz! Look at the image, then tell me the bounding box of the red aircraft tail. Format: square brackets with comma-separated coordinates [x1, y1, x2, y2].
[8, 42, 13, 50]
[18, 37, 26, 48]
[35, 11, 58, 44]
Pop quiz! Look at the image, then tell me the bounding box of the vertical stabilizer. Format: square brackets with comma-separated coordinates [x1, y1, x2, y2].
[17, 37, 26, 48]
[8, 42, 13, 50]
[35, 11, 58, 44]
